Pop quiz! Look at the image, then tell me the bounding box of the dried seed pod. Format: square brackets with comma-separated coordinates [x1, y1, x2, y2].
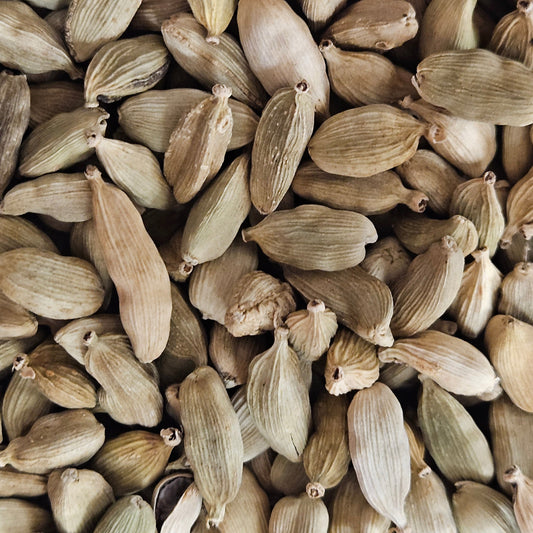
[379, 329, 501, 398]
[84, 35, 170, 107]
[0, 499, 54, 533]
[0, 469, 47, 498]
[360, 236, 411, 286]
[91, 429, 181, 496]
[503, 126, 533, 184]
[186, 0, 236, 41]
[118, 88, 258, 153]
[325, 327, 379, 395]
[47, 468, 115, 533]
[390, 236, 464, 337]
[94, 496, 157, 533]
[292, 162, 428, 216]
[0, 409, 105, 474]
[247, 326, 311, 462]
[131, 0, 190, 31]
[270, 454, 309, 495]
[449, 247, 503, 338]
[0, 248, 104, 320]
[164, 84, 233, 204]
[65, 0, 143, 62]
[44, 7, 68, 35]
[503, 465, 533, 533]
[19, 107, 109, 177]
[392, 212, 478, 256]
[413, 48, 533, 126]
[501, 168, 533, 247]
[418, 376, 494, 484]
[452, 481, 520, 533]
[243, 205, 377, 271]
[180, 366, 243, 527]
[250, 449, 276, 495]
[379, 362, 419, 390]
[419, 0, 478, 58]
[319, 40, 417, 106]
[225, 271, 296, 337]
[499, 262, 533, 323]
[396, 149, 466, 216]
[348, 382, 410, 530]
[0, 172, 92, 223]
[283, 265, 394, 347]
[324, 0, 418, 51]
[299, 0, 347, 31]
[237, 0, 330, 117]
[0, 1, 82, 79]
[0, 215, 57, 254]
[0, 292, 37, 341]
[303, 393, 350, 498]
[269, 493, 329, 533]
[158, 481, 202, 533]
[86, 166, 172, 363]
[162, 13, 267, 109]
[485, 315, 533, 412]
[308, 104, 425, 178]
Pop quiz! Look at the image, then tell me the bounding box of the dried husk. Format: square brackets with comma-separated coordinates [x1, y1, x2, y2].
[1, 333, 49, 375]
[299, 0, 347, 31]
[379, 362, 419, 391]
[360, 236, 411, 286]
[250, 449, 276, 495]
[499, 261, 533, 323]
[44, 7, 68, 35]
[0, 499, 54, 533]
[0, 291, 37, 341]
[0, 215, 58, 254]
[269, 493, 329, 533]
[347, 382, 410, 530]
[502, 125, 533, 184]
[501, 167, 533, 247]
[246, 326, 311, 463]
[270, 454, 309, 496]
[283, 265, 394, 347]
[186, 0, 236, 41]
[159, 481, 202, 533]
[93, 496, 157, 533]
[130, 0, 190, 31]
[0, 469, 47, 498]
[84, 35, 170, 107]
[308, 104, 425, 178]
[503, 465, 533, 533]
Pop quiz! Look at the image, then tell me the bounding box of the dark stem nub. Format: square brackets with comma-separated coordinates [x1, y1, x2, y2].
[295, 79, 310, 94]
[518, 1, 533, 14]
[319, 39, 334, 52]
[306, 482, 325, 499]
[160, 427, 183, 447]
[332, 367, 343, 381]
[482, 170, 497, 185]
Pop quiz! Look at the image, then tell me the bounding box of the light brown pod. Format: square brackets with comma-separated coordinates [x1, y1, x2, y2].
[347, 382, 410, 530]
[284, 265, 394, 347]
[270, 454, 309, 496]
[390, 236, 464, 337]
[0, 499, 54, 533]
[269, 493, 329, 533]
[499, 262, 533, 324]
[0, 292, 37, 341]
[504, 466, 533, 533]
[94, 495, 157, 533]
[360, 236, 411, 286]
[237, 0, 330, 118]
[86, 166, 172, 363]
[501, 168, 533, 247]
[65, 0, 143, 62]
[308, 104, 425, 178]
[130, 0, 190, 31]
[0, 215, 57, 254]
[299, 0, 347, 31]
[186, 0, 236, 41]
[0, 469, 48, 498]
[503, 125, 533, 184]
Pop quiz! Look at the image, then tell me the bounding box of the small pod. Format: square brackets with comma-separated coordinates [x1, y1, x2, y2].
[93, 496, 157, 533]
[360, 236, 411, 286]
[502, 125, 533, 184]
[0, 499, 54, 533]
[501, 168, 533, 247]
[270, 454, 309, 496]
[0, 292, 37, 341]
[503, 465, 533, 533]
[29, 82, 83, 128]
[0, 215, 57, 254]
[299, 0, 347, 31]
[269, 493, 329, 533]
[499, 262, 533, 324]
[186, 0, 236, 41]
[0, 470, 48, 498]
[131, 0, 190, 31]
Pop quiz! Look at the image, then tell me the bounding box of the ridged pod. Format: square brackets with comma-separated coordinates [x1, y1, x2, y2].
[299, 0, 347, 31]
[0, 215, 57, 254]
[269, 493, 329, 533]
[130, 0, 190, 31]
[0, 499, 54, 533]
[502, 125, 533, 184]
[270, 454, 309, 496]
[0, 470, 48, 498]
[501, 167, 533, 247]
[186, 0, 236, 41]
[0, 292, 37, 341]
[93, 496, 157, 533]
[499, 261, 533, 323]
[503, 465, 533, 533]
[360, 237, 411, 286]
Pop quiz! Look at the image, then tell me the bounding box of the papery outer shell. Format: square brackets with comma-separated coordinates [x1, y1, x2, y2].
[0, 498, 55, 533]
[131, 0, 190, 31]
[499, 262, 533, 324]
[270, 454, 309, 496]
[0, 469, 48, 498]
[502, 126, 533, 184]
[93, 496, 157, 533]
[160, 482, 202, 533]
[360, 236, 411, 286]
[501, 168, 533, 247]
[269, 493, 329, 533]
[0, 215, 58, 254]
[0, 291, 37, 341]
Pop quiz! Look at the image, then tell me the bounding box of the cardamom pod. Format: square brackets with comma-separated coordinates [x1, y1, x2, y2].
[186, 0, 236, 41]
[502, 125, 533, 184]
[0, 499, 54, 533]
[270, 454, 309, 496]
[499, 261, 533, 323]
[503, 465, 533, 533]
[131, 0, 189, 31]
[94, 496, 157, 533]
[0, 292, 37, 341]
[0, 469, 47, 498]
[298, 0, 347, 31]
[269, 493, 329, 533]
[360, 236, 411, 286]
[0, 215, 57, 254]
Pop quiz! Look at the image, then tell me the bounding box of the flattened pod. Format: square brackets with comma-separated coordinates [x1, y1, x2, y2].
[0, 248, 104, 320]
[243, 205, 377, 271]
[347, 382, 410, 530]
[29, 81, 84, 128]
[0, 409, 105, 474]
[65, 0, 143, 62]
[501, 168, 533, 247]
[94, 496, 157, 533]
[246, 327, 311, 463]
[84, 35, 170, 107]
[308, 105, 425, 178]
[379, 330, 501, 398]
[86, 166, 172, 363]
[19, 107, 109, 178]
[284, 265, 394, 347]
[237, 0, 330, 118]
[390, 236, 464, 338]
[164, 84, 233, 204]
[414, 48, 533, 126]
[250, 82, 314, 214]
[503, 466, 533, 533]
[0, 1, 82, 79]
[269, 493, 329, 533]
[180, 366, 243, 527]
[0, 71, 30, 196]
[499, 262, 533, 324]
[0, 215, 57, 254]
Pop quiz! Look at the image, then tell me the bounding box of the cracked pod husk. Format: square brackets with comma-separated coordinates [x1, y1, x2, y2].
[499, 261, 533, 323]
[93, 496, 157, 533]
[503, 465, 533, 533]
[501, 166, 533, 247]
[269, 493, 329, 533]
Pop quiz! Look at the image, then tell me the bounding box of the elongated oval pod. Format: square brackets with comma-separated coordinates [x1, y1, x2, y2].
[247, 326, 311, 463]
[243, 205, 377, 271]
[499, 262, 533, 324]
[501, 167, 533, 247]
[0, 470, 48, 498]
[29, 81, 84, 128]
[414, 48, 533, 126]
[348, 382, 410, 530]
[308, 104, 425, 178]
[86, 166, 172, 363]
[0, 499, 54, 533]
[503, 465, 533, 533]
[93, 496, 157, 533]
[0, 292, 37, 341]
[180, 366, 243, 527]
[269, 493, 329, 533]
[0, 215, 57, 254]
[502, 126, 533, 184]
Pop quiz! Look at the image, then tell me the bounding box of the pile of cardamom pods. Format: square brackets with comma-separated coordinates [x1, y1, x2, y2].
[1, 0, 533, 531]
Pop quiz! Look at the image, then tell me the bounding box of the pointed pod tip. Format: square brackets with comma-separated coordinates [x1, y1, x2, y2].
[212, 84, 232, 99]
[84, 165, 103, 183]
[306, 482, 325, 499]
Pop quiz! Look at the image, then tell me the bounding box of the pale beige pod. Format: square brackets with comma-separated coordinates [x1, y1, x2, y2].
[65, 0, 143, 62]
[503, 126, 533, 184]
[347, 382, 410, 530]
[94, 496, 157, 533]
[237, 0, 330, 118]
[283, 265, 394, 347]
[247, 326, 311, 463]
[0, 215, 57, 254]
[86, 166, 172, 363]
[360, 236, 411, 286]
[308, 104, 425, 178]
[243, 205, 377, 271]
[270, 454, 309, 496]
[180, 366, 243, 527]
[0, 248, 104, 320]
[324, 0, 418, 51]
[84, 35, 170, 108]
[503, 465, 533, 533]
[0, 331, 44, 377]
[499, 262, 533, 324]
[485, 314, 533, 412]
[0, 470, 48, 498]
[501, 168, 533, 247]
[0, 1, 82, 79]
[299, 0, 347, 31]
[292, 162, 428, 216]
[379, 329, 501, 398]
[250, 82, 315, 214]
[449, 247, 503, 339]
[44, 7, 68, 35]
[0, 292, 37, 341]
[269, 493, 329, 533]
[0, 499, 54, 533]
[156, 479, 202, 533]
[0, 173, 92, 223]
[186, 0, 236, 41]
[390, 236, 464, 338]
[130, 0, 190, 31]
